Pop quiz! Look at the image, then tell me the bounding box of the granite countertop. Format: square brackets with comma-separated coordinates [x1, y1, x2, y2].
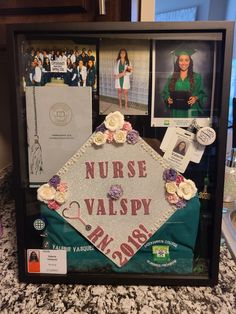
[0, 166, 236, 313]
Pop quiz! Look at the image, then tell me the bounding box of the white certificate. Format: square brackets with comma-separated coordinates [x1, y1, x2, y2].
[26, 86, 92, 186]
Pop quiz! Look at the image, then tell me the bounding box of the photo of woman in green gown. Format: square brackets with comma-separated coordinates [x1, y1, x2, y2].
[161, 48, 208, 118]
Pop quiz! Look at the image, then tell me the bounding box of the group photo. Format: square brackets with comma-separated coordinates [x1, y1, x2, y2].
[99, 38, 150, 115]
[22, 42, 97, 90]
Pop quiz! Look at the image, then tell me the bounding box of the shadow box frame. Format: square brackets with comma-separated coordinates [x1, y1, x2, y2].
[7, 21, 234, 286]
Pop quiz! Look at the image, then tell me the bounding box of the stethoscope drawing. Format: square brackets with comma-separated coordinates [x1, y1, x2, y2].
[62, 201, 92, 231]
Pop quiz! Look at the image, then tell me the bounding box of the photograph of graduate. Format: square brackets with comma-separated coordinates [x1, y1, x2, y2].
[99, 38, 150, 115]
[172, 140, 189, 157]
[151, 41, 215, 127]
[27, 250, 40, 273]
[22, 43, 97, 90]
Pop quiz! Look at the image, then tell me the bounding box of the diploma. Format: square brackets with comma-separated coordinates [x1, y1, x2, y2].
[26, 86, 92, 186]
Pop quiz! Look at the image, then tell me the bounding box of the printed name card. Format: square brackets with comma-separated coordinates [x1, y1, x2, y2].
[27, 249, 67, 274]
[37, 112, 177, 267]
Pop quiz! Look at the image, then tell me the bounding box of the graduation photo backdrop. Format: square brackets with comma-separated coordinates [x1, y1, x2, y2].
[151, 40, 215, 127]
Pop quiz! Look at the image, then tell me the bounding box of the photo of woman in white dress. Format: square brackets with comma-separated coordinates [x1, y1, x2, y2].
[99, 38, 150, 115]
[114, 49, 132, 110]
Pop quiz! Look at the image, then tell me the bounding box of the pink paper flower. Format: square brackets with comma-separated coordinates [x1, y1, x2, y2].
[165, 192, 180, 204]
[122, 121, 132, 132]
[57, 182, 68, 193]
[105, 130, 114, 143]
[48, 200, 61, 210]
[175, 175, 184, 186]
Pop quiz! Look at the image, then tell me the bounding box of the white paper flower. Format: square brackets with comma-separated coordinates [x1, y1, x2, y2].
[177, 179, 197, 200]
[54, 191, 67, 205]
[165, 182, 177, 195]
[37, 184, 56, 203]
[114, 130, 127, 144]
[93, 131, 107, 146]
[104, 111, 124, 131]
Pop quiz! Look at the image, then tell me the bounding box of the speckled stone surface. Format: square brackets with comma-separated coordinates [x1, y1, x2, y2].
[0, 166, 236, 314]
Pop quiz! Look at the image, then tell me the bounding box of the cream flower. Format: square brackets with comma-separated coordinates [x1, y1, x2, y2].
[37, 184, 56, 203]
[104, 111, 124, 131]
[54, 191, 67, 205]
[114, 130, 127, 144]
[93, 131, 107, 146]
[165, 182, 177, 194]
[177, 179, 197, 200]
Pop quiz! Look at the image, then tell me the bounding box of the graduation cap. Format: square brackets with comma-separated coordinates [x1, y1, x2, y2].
[170, 44, 197, 56]
[36, 111, 199, 267]
[174, 48, 196, 57]
[169, 45, 197, 66]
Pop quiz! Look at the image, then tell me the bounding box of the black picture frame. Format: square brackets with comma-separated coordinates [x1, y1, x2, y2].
[7, 21, 234, 286]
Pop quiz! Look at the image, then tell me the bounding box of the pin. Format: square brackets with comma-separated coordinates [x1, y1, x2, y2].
[189, 119, 216, 146]
[196, 126, 216, 146]
[43, 241, 49, 248]
[199, 177, 211, 200]
[33, 218, 46, 231]
[40, 232, 48, 237]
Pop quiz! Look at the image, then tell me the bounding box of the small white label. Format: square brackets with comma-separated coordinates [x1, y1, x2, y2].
[196, 127, 216, 146]
[27, 249, 67, 274]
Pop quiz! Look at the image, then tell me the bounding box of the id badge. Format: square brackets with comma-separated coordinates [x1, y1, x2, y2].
[161, 127, 205, 164]
[163, 129, 196, 173]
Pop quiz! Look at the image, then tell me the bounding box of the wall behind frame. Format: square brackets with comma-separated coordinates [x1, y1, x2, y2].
[0, 49, 12, 170]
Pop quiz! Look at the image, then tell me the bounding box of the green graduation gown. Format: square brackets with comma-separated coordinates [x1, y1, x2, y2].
[162, 72, 207, 118]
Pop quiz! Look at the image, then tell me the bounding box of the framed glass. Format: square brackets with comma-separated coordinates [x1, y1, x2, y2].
[7, 21, 234, 285]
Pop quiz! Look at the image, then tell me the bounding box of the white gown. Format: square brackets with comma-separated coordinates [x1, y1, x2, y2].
[114, 60, 132, 90]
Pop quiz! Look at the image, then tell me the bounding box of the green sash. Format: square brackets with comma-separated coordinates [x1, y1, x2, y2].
[41, 196, 200, 273]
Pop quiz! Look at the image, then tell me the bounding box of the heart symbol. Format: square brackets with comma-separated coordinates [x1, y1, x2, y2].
[62, 201, 81, 220]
